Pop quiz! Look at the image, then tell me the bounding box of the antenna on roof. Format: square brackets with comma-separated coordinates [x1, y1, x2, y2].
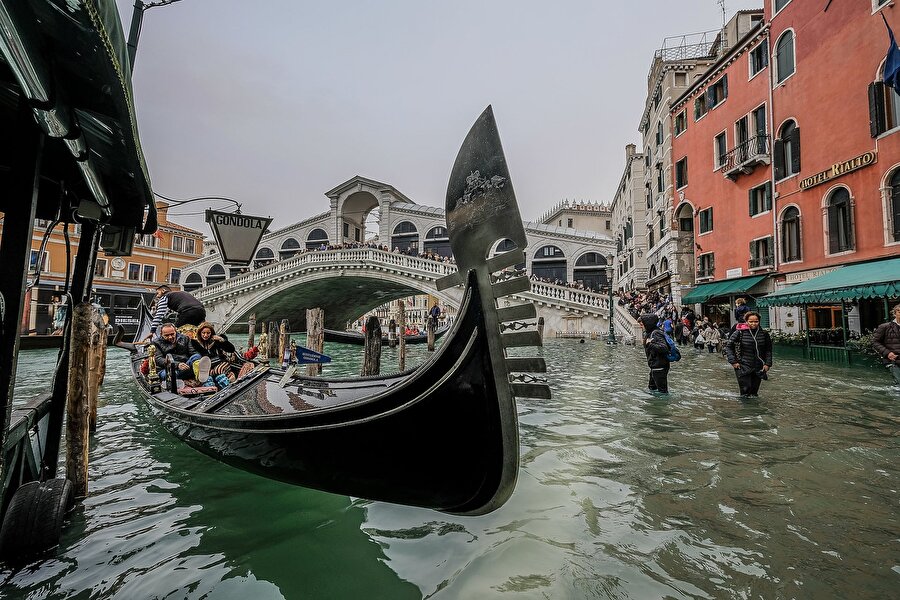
[717, 0, 727, 55]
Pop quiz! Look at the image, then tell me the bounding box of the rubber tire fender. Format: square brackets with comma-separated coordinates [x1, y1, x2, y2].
[0, 479, 74, 563]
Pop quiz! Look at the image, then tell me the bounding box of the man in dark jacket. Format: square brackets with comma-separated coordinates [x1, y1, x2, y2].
[151, 322, 195, 380]
[724, 311, 773, 398]
[640, 313, 671, 393]
[149, 285, 206, 336]
[872, 303, 900, 385]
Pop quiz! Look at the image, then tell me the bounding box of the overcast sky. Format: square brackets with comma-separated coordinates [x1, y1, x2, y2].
[118, 0, 763, 234]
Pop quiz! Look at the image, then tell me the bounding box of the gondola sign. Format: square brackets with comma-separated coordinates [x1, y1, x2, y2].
[205, 209, 273, 266]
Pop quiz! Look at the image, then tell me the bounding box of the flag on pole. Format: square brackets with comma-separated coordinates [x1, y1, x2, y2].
[882, 14, 900, 93]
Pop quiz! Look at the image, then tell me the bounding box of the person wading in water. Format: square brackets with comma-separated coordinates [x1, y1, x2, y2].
[724, 311, 772, 398]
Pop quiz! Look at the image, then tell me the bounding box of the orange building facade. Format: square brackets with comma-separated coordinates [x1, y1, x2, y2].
[14, 202, 204, 334]
[671, 0, 900, 332]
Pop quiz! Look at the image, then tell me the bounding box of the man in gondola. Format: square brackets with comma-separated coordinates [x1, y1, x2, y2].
[151, 322, 195, 381]
[147, 285, 206, 339]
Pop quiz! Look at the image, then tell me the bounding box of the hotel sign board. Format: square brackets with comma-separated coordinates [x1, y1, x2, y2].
[799, 151, 876, 190]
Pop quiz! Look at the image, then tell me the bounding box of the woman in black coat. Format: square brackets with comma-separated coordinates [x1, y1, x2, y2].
[724, 311, 773, 398]
[640, 313, 671, 394]
[191, 322, 237, 377]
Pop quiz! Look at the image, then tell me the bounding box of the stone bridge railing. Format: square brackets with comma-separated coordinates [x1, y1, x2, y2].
[192, 248, 613, 319]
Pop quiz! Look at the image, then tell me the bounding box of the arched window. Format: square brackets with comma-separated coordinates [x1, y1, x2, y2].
[573, 252, 608, 291]
[826, 188, 854, 254]
[495, 239, 518, 253]
[532, 245, 567, 282]
[775, 120, 800, 180]
[781, 206, 802, 262]
[659, 257, 669, 273]
[391, 221, 419, 253]
[306, 228, 329, 249]
[424, 226, 451, 257]
[774, 30, 795, 84]
[254, 246, 275, 269]
[890, 170, 900, 242]
[648, 265, 658, 280]
[206, 264, 226, 286]
[183, 272, 203, 292]
[279, 238, 301, 260]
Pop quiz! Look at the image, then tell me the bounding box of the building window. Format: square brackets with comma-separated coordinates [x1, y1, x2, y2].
[694, 94, 708, 120]
[656, 121, 663, 145]
[94, 259, 108, 278]
[749, 42, 768, 77]
[184, 238, 196, 255]
[699, 207, 713, 233]
[674, 72, 687, 86]
[354, 227, 361, 242]
[127, 263, 141, 281]
[343, 223, 350, 238]
[136, 234, 157, 248]
[657, 168, 664, 193]
[142, 265, 156, 282]
[29, 250, 49, 273]
[674, 110, 687, 136]
[170, 268, 182, 284]
[827, 188, 855, 253]
[648, 229, 655, 249]
[890, 170, 900, 242]
[659, 217, 666, 239]
[774, 30, 795, 84]
[172, 236, 183, 252]
[707, 75, 728, 108]
[605, 220, 611, 230]
[714, 132, 728, 169]
[749, 236, 774, 269]
[781, 206, 802, 262]
[749, 182, 772, 216]
[675, 157, 688, 189]
[698, 253, 715, 278]
[774, 0, 792, 14]
[567, 218, 574, 228]
[774, 120, 800, 180]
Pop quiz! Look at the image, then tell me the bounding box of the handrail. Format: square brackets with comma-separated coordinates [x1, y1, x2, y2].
[721, 134, 770, 174]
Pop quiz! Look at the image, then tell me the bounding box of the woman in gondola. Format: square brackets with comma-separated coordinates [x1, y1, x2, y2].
[191, 322, 238, 383]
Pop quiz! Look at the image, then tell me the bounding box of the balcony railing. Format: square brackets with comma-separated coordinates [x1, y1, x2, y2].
[748, 254, 774, 269]
[721, 135, 770, 179]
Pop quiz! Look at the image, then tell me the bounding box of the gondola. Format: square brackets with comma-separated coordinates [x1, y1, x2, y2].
[323, 323, 450, 346]
[116, 107, 549, 515]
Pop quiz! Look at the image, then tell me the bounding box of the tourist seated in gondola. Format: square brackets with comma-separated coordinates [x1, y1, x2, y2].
[151, 323, 198, 381]
[191, 322, 238, 384]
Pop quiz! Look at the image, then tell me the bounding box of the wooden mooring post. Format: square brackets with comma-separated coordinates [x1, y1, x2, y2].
[361, 315, 382, 376]
[388, 318, 397, 348]
[306, 308, 324, 376]
[66, 303, 94, 497]
[426, 316, 435, 352]
[247, 313, 256, 348]
[87, 309, 106, 432]
[268, 320, 279, 363]
[398, 300, 407, 372]
[278, 319, 290, 368]
[537, 316, 545, 340]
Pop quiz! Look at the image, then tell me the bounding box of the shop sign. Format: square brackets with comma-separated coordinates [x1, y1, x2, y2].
[783, 266, 839, 284]
[799, 151, 876, 190]
[725, 267, 743, 279]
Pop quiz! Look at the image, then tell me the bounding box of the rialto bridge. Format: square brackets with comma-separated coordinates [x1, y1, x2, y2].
[181, 176, 640, 337]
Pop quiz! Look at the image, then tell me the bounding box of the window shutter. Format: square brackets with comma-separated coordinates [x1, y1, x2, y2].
[868, 82, 887, 138]
[847, 201, 856, 250]
[773, 138, 785, 180]
[706, 88, 714, 108]
[762, 46, 769, 68]
[790, 127, 801, 173]
[765, 181, 772, 211]
[722, 75, 728, 99]
[748, 188, 755, 216]
[828, 203, 839, 254]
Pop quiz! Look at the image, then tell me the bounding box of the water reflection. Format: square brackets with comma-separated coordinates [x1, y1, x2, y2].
[2, 339, 899, 599]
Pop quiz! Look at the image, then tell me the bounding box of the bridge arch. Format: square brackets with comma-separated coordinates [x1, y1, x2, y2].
[306, 228, 328, 249]
[573, 251, 608, 291]
[391, 221, 419, 253]
[424, 226, 450, 257]
[532, 245, 566, 282]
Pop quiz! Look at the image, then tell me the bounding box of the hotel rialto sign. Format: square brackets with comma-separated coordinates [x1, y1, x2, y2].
[799, 150, 877, 190]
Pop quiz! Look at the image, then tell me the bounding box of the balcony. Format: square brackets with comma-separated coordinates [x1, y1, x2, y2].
[748, 254, 774, 270]
[722, 135, 770, 180]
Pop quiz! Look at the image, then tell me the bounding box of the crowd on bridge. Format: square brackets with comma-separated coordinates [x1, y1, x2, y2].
[529, 275, 602, 295]
[253, 241, 457, 268]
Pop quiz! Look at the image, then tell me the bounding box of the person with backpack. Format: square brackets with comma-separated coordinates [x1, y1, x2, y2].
[639, 314, 674, 394]
[724, 311, 773, 398]
[704, 323, 721, 354]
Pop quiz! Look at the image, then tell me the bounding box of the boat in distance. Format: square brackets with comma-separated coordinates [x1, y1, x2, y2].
[116, 107, 550, 515]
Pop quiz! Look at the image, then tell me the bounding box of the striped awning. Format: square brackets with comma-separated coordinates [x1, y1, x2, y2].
[757, 257, 900, 307]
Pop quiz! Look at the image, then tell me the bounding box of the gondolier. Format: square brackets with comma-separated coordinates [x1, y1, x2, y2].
[149, 285, 206, 337]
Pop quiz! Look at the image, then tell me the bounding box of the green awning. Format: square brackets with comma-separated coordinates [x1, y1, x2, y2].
[757, 257, 900, 307]
[681, 275, 768, 304]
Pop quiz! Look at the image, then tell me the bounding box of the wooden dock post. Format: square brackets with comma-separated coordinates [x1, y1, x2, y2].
[361, 315, 382, 376]
[398, 300, 407, 372]
[268, 321, 278, 363]
[537, 316, 545, 340]
[278, 319, 290, 368]
[388, 318, 397, 348]
[247, 313, 256, 348]
[66, 303, 92, 497]
[306, 308, 324, 376]
[426, 316, 435, 352]
[86, 310, 105, 433]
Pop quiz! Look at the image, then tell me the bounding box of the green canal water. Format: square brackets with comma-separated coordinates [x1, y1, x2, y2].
[2, 339, 899, 599]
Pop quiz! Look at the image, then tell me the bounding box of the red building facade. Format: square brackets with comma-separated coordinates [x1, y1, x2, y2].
[671, 1, 900, 333]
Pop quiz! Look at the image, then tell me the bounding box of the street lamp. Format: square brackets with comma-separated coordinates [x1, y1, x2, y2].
[127, 0, 185, 68]
[606, 253, 617, 345]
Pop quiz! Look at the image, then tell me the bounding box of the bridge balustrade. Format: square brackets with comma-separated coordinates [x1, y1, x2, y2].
[528, 281, 609, 311]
